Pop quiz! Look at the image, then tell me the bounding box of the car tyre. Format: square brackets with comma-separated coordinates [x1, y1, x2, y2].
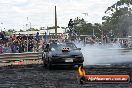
[47, 59, 52, 69]
[43, 60, 47, 67]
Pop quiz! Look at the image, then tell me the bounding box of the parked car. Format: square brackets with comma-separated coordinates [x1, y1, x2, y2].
[42, 42, 84, 69]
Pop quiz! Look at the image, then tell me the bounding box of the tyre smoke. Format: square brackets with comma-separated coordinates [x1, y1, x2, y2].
[75, 41, 132, 65]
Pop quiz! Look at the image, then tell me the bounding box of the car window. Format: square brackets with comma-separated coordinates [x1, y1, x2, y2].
[50, 43, 77, 51]
[66, 43, 77, 49]
[50, 43, 60, 51]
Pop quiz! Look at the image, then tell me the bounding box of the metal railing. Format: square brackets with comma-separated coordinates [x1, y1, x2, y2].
[0, 52, 41, 62]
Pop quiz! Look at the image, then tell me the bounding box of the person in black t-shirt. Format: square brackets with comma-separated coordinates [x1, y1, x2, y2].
[68, 19, 74, 29]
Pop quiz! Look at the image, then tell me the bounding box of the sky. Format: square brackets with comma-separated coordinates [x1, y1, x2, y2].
[0, 0, 118, 31]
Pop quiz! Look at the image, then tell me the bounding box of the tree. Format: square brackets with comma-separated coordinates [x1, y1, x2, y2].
[4, 29, 16, 36]
[8, 29, 16, 33]
[40, 27, 45, 30]
[26, 28, 39, 31]
[47, 26, 60, 29]
[20, 29, 24, 32]
[73, 17, 88, 35]
[73, 17, 102, 38]
[93, 23, 102, 38]
[103, 0, 132, 37]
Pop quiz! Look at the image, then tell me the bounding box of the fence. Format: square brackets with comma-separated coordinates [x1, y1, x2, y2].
[0, 52, 41, 62]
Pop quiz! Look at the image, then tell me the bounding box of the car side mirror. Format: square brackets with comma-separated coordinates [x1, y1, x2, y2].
[77, 48, 81, 50]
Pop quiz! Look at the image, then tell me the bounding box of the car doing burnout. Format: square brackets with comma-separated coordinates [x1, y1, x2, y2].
[42, 42, 84, 69]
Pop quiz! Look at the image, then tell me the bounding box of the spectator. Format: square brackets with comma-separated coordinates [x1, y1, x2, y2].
[12, 34, 16, 41]
[3, 44, 11, 53]
[11, 42, 17, 53]
[17, 42, 22, 53]
[0, 32, 4, 41]
[28, 40, 33, 52]
[21, 43, 25, 52]
[16, 33, 22, 40]
[0, 44, 3, 54]
[0, 32, 43, 53]
[28, 34, 33, 40]
[35, 32, 40, 42]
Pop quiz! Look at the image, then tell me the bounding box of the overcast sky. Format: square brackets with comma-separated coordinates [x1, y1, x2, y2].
[0, 0, 118, 31]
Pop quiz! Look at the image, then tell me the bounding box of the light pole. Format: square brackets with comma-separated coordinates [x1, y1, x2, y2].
[64, 27, 68, 40]
[26, 17, 30, 52]
[45, 26, 49, 42]
[26, 23, 29, 52]
[99, 28, 103, 43]
[26, 17, 32, 52]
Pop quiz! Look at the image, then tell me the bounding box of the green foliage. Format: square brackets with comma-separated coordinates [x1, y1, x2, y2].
[5, 29, 16, 36]
[47, 26, 60, 29]
[5, 32, 11, 36]
[20, 29, 24, 32]
[103, 0, 132, 37]
[73, 17, 102, 38]
[26, 28, 39, 31]
[8, 29, 16, 33]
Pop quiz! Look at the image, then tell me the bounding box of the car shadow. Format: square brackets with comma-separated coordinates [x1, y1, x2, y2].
[43, 65, 79, 70]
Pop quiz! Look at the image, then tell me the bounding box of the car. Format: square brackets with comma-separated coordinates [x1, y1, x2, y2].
[42, 42, 84, 69]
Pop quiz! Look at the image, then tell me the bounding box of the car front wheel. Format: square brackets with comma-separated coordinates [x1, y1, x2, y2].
[43, 60, 47, 67]
[47, 59, 52, 69]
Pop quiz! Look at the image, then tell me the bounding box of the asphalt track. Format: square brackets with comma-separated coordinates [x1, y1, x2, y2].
[0, 63, 131, 88]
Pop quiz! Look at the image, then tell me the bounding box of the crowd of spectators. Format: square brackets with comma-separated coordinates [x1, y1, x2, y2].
[0, 31, 42, 54]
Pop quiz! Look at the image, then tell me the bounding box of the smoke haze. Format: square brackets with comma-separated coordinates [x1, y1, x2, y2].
[75, 42, 132, 65]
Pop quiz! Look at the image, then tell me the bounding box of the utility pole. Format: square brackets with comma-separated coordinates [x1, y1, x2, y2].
[93, 28, 95, 36]
[55, 6, 57, 39]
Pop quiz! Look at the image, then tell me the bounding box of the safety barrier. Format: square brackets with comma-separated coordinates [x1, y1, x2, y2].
[0, 52, 41, 62]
